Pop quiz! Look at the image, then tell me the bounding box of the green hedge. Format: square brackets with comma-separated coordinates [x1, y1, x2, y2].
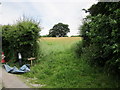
[2, 18, 41, 63]
[77, 2, 120, 75]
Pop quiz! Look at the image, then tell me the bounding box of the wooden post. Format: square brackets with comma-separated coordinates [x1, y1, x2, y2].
[28, 57, 36, 66]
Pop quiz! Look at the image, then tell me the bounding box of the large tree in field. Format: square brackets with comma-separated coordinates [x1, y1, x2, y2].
[49, 23, 70, 37]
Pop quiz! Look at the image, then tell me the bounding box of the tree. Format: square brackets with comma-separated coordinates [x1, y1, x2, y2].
[49, 23, 70, 37]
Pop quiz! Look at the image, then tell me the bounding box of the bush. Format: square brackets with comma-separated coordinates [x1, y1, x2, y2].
[2, 18, 41, 63]
[77, 2, 120, 75]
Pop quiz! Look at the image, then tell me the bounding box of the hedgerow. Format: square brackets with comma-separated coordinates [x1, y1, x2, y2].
[2, 18, 41, 63]
[77, 2, 120, 75]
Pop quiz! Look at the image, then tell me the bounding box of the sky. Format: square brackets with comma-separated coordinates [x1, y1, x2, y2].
[0, 0, 98, 36]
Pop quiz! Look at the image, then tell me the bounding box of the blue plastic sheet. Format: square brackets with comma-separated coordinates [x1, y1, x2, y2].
[3, 64, 30, 74]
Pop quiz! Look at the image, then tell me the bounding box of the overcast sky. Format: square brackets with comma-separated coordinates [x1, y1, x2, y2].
[0, 0, 98, 36]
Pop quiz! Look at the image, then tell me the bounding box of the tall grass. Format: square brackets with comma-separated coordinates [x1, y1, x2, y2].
[22, 37, 119, 88]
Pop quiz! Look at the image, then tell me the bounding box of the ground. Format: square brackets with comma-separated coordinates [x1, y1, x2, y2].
[1, 37, 119, 88]
[22, 37, 119, 88]
[0, 64, 29, 88]
[0, 65, 2, 89]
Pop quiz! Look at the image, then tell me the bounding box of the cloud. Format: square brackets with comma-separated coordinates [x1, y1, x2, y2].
[1, 0, 98, 35]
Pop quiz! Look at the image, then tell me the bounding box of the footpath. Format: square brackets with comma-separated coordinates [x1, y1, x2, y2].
[1, 66, 29, 88]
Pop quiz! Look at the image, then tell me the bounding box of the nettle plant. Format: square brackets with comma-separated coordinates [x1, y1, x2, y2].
[2, 18, 41, 63]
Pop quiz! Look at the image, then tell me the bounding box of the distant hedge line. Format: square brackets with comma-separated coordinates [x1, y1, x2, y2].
[2, 18, 41, 63]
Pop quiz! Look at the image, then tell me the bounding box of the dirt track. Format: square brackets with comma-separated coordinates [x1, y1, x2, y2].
[1, 67, 29, 88]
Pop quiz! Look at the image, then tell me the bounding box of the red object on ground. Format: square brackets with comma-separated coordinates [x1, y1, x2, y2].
[1, 59, 5, 63]
[1, 52, 6, 63]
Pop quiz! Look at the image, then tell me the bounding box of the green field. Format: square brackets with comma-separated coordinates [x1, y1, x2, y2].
[22, 37, 119, 88]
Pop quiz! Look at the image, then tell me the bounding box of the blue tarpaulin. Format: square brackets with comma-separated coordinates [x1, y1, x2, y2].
[3, 64, 30, 74]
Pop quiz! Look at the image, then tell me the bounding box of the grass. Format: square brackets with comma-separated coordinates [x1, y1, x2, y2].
[22, 37, 119, 88]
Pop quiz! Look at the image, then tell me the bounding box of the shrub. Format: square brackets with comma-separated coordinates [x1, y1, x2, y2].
[2, 17, 41, 63]
[77, 2, 120, 75]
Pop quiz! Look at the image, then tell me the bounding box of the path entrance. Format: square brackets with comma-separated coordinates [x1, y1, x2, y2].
[1, 67, 29, 88]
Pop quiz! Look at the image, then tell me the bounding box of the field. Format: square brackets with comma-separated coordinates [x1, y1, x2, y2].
[22, 37, 119, 88]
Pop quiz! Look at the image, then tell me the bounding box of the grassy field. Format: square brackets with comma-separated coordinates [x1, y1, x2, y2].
[22, 37, 119, 88]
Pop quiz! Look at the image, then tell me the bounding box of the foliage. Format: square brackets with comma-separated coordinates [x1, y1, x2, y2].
[49, 23, 70, 37]
[74, 41, 83, 57]
[78, 2, 120, 74]
[22, 38, 119, 88]
[71, 35, 80, 37]
[41, 35, 49, 37]
[0, 25, 2, 54]
[2, 18, 41, 63]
